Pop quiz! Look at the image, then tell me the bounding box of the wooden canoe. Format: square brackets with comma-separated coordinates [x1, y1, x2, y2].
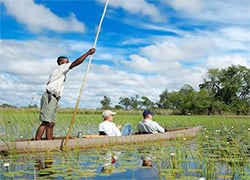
[0, 126, 202, 154]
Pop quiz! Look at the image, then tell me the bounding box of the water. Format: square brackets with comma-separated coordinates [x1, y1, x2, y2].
[1, 140, 249, 179]
[0, 149, 161, 179]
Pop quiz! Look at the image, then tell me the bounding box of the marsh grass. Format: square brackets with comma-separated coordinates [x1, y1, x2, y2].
[0, 108, 250, 179]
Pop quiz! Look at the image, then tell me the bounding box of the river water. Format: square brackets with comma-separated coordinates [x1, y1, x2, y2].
[1, 139, 249, 179]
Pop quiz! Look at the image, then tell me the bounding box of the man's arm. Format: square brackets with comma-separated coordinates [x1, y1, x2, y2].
[69, 48, 96, 69]
[158, 124, 165, 133]
[154, 122, 165, 133]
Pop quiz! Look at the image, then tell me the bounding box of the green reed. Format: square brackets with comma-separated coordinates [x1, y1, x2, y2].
[1, 108, 249, 179]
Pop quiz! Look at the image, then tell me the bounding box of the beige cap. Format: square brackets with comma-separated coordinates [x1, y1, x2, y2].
[102, 110, 116, 118]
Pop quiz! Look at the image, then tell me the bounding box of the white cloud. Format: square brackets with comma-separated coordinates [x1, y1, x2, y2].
[156, 36, 215, 59]
[219, 27, 250, 42]
[124, 54, 159, 72]
[197, 27, 250, 56]
[1, 0, 250, 108]
[98, 0, 165, 22]
[1, 0, 85, 33]
[166, 0, 203, 14]
[0, 39, 67, 75]
[207, 54, 250, 69]
[0, 34, 248, 108]
[203, 1, 250, 25]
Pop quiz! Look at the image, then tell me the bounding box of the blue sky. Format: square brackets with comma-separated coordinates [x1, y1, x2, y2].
[0, 0, 250, 108]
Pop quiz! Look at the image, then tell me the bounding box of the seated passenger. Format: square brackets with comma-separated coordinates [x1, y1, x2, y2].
[99, 110, 132, 136]
[138, 110, 165, 134]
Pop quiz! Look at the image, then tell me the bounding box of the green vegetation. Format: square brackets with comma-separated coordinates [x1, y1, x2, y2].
[0, 107, 249, 139]
[0, 108, 249, 179]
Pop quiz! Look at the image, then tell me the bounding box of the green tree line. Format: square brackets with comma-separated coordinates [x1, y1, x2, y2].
[100, 65, 250, 115]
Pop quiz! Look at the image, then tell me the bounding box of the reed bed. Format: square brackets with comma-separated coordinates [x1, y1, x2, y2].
[0, 108, 249, 179]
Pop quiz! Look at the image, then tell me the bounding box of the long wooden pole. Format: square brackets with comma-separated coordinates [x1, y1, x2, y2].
[63, 0, 110, 150]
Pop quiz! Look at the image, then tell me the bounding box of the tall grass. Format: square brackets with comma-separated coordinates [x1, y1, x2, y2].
[1, 108, 249, 179]
[0, 107, 249, 139]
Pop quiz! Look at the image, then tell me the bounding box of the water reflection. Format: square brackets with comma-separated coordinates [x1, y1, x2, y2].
[35, 157, 54, 177]
[139, 155, 160, 179]
[95, 149, 161, 180]
[99, 151, 118, 174]
[141, 157, 153, 167]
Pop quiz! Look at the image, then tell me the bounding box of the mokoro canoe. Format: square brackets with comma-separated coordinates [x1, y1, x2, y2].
[0, 126, 202, 154]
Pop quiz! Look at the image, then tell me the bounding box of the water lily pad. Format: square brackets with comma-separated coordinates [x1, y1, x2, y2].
[3, 170, 24, 177]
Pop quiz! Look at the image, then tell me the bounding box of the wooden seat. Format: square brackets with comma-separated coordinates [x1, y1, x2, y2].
[99, 131, 107, 135]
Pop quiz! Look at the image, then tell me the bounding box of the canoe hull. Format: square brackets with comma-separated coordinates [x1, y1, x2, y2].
[0, 126, 202, 153]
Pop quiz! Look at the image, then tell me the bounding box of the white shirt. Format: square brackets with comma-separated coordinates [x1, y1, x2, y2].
[99, 121, 121, 136]
[138, 119, 165, 134]
[46, 63, 71, 97]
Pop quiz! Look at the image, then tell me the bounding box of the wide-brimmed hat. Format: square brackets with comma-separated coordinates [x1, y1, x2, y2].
[102, 110, 116, 118]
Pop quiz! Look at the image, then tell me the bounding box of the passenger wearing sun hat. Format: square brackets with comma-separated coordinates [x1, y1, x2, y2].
[138, 110, 165, 134]
[98, 110, 122, 136]
[99, 110, 132, 136]
[102, 110, 116, 119]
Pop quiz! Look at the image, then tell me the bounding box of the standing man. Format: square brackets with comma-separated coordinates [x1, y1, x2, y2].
[138, 110, 165, 134]
[35, 48, 95, 140]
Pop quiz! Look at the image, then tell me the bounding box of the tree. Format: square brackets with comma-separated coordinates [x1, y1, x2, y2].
[130, 95, 140, 109]
[140, 96, 155, 109]
[239, 66, 250, 100]
[114, 105, 123, 110]
[100, 96, 111, 109]
[0, 103, 17, 108]
[118, 95, 141, 110]
[158, 89, 170, 109]
[27, 104, 38, 108]
[158, 86, 197, 115]
[158, 90, 180, 110]
[199, 65, 250, 114]
[112, 65, 249, 115]
[118, 97, 131, 110]
[178, 85, 196, 115]
[199, 68, 220, 95]
[193, 88, 213, 115]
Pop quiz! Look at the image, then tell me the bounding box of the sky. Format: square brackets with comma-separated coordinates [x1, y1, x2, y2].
[0, 0, 250, 109]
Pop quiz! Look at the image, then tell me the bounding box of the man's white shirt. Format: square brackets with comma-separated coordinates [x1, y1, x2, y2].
[99, 121, 121, 136]
[46, 63, 71, 97]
